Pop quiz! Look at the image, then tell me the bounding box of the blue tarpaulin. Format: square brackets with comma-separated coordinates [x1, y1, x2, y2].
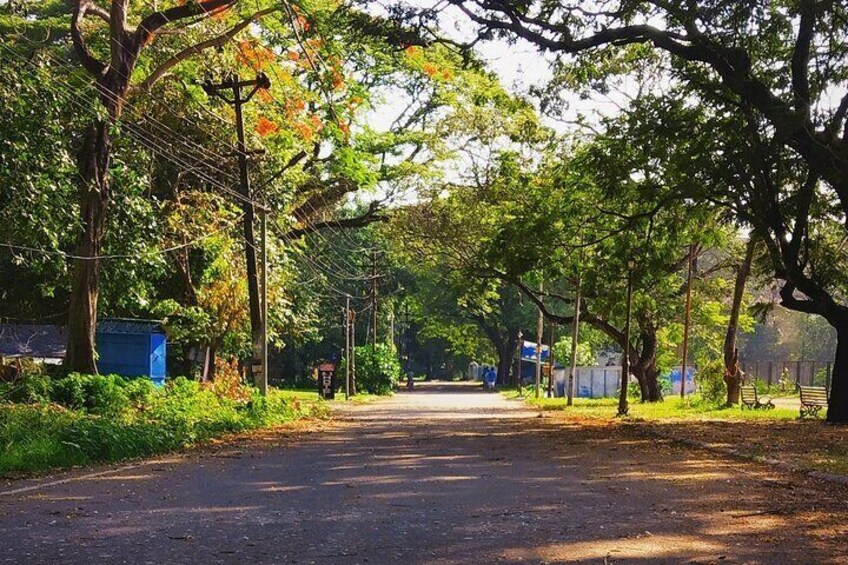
[520, 340, 549, 362]
[668, 366, 696, 395]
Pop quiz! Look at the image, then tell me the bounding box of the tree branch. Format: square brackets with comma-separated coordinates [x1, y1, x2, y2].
[778, 281, 821, 316]
[135, 0, 238, 49]
[138, 6, 280, 91]
[790, 0, 815, 116]
[110, 0, 129, 71]
[70, 0, 106, 76]
[282, 202, 387, 240]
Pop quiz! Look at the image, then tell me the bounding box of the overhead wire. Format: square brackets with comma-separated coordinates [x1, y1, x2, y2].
[239, 0, 384, 251]
[2, 29, 248, 191]
[0, 213, 244, 261]
[0, 44, 267, 212]
[4, 14, 390, 307]
[56, 10, 374, 268]
[6, 45, 244, 191]
[127, 1, 383, 267]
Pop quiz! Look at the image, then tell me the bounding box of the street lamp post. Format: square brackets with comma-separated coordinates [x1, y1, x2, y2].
[618, 259, 635, 417]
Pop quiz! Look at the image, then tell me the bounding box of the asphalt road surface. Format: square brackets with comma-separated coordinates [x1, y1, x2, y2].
[1, 381, 846, 564]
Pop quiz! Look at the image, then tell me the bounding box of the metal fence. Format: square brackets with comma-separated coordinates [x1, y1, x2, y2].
[740, 360, 831, 389]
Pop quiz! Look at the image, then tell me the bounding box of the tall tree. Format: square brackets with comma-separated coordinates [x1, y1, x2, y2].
[58, 0, 277, 372]
[436, 0, 848, 420]
[723, 238, 757, 405]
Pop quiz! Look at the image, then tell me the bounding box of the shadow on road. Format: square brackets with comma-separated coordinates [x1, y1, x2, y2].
[0, 381, 845, 564]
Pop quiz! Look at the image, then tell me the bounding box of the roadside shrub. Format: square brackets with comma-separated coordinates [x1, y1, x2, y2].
[342, 343, 401, 395]
[696, 359, 726, 405]
[52, 373, 131, 416]
[201, 358, 252, 403]
[658, 375, 673, 397]
[0, 367, 52, 404]
[0, 377, 323, 477]
[124, 378, 157, 409]
[813, 366, 830, 387]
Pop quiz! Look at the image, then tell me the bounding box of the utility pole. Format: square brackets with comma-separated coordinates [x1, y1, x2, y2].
[259, 210, 268, 395]
[681, 244, 695, 400]
[344, 297, 351, 400]
[619, 260, 635, 417]
[535, 283, 544, 399]
[567, 273, 582, 406]
[350, 309, 357, 394]
[203, 72, 271, 394]
[547, 320, 556, 398]
[370, 251, 378, 348]
[516, 330, 524, 396]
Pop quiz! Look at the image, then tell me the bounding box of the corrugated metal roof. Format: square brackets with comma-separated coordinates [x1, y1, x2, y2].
[0, 324, 67, 358]
[0, 318, 165, 359]
[96, 318, 164, 335]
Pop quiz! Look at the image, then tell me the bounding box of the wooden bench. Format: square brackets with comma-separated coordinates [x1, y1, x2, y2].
[740, 384, 774, 410]
[799, 385, 829, 418]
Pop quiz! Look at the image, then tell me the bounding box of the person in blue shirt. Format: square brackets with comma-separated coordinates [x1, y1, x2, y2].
[484, 366, 497, 391]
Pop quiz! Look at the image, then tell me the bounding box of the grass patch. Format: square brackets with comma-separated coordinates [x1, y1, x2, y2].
[502, 390, 801, 422]
[0, 377, 326, 478]
[276, 387, 325, 401]
[263, 386, 383, 405]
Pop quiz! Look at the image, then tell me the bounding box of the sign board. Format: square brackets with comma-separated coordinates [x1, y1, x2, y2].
[318, 363, 336, 399]
[521, 340, 550, 362]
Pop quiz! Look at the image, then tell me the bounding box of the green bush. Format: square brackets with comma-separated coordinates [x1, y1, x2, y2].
[695, 359, 726, 405]
[0, 373, 324, 477]
[813, 366, 830, 387]
[627, 380, 642, 401]
[0, 367, 52, 404]
[52, 373, 132, 416]
[341, 343, 401, 395]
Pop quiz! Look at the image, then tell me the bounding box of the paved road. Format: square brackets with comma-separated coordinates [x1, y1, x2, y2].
[0, 381, 845, 564]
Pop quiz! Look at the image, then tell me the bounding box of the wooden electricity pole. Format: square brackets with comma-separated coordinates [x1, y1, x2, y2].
[344, 296, 351, 400]
[203, 72, 271, 394]
[370, 251, 378, 348]
[535, 283, 544, 399]
[350, 309, 357, 394]
[547, 320, 556, 398]
[681, 244, 695, 400]
[259, 210, 267, 395]
[567, 273, 582, 406]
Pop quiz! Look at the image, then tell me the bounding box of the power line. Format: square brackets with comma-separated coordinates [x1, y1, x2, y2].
[0, 213, 245, 261]
[2, 29, 382, 304]
[0, 45, 267, 211]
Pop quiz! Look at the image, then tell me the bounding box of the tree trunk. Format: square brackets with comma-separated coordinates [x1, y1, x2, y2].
[65, 121, 112, 373]
[632, 357, 662, 402]
[724, 239, 755, 405]
[496, 338, 519, 386]
[828, 322, 848, 423]
[632, 323, 662, 402]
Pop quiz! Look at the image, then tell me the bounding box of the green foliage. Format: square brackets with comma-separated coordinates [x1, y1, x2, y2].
[552, 336, 597, 368]
[627, 380, 642, 401]
[696, 359, 727, 406]
[0, 375, 324, 477]
[341, 343, 401, 395]
[0, 366, 52, 404]
[51, 373, 131, 416]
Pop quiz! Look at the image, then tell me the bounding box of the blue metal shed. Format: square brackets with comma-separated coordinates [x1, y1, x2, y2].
[96, 319, 166, 386]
